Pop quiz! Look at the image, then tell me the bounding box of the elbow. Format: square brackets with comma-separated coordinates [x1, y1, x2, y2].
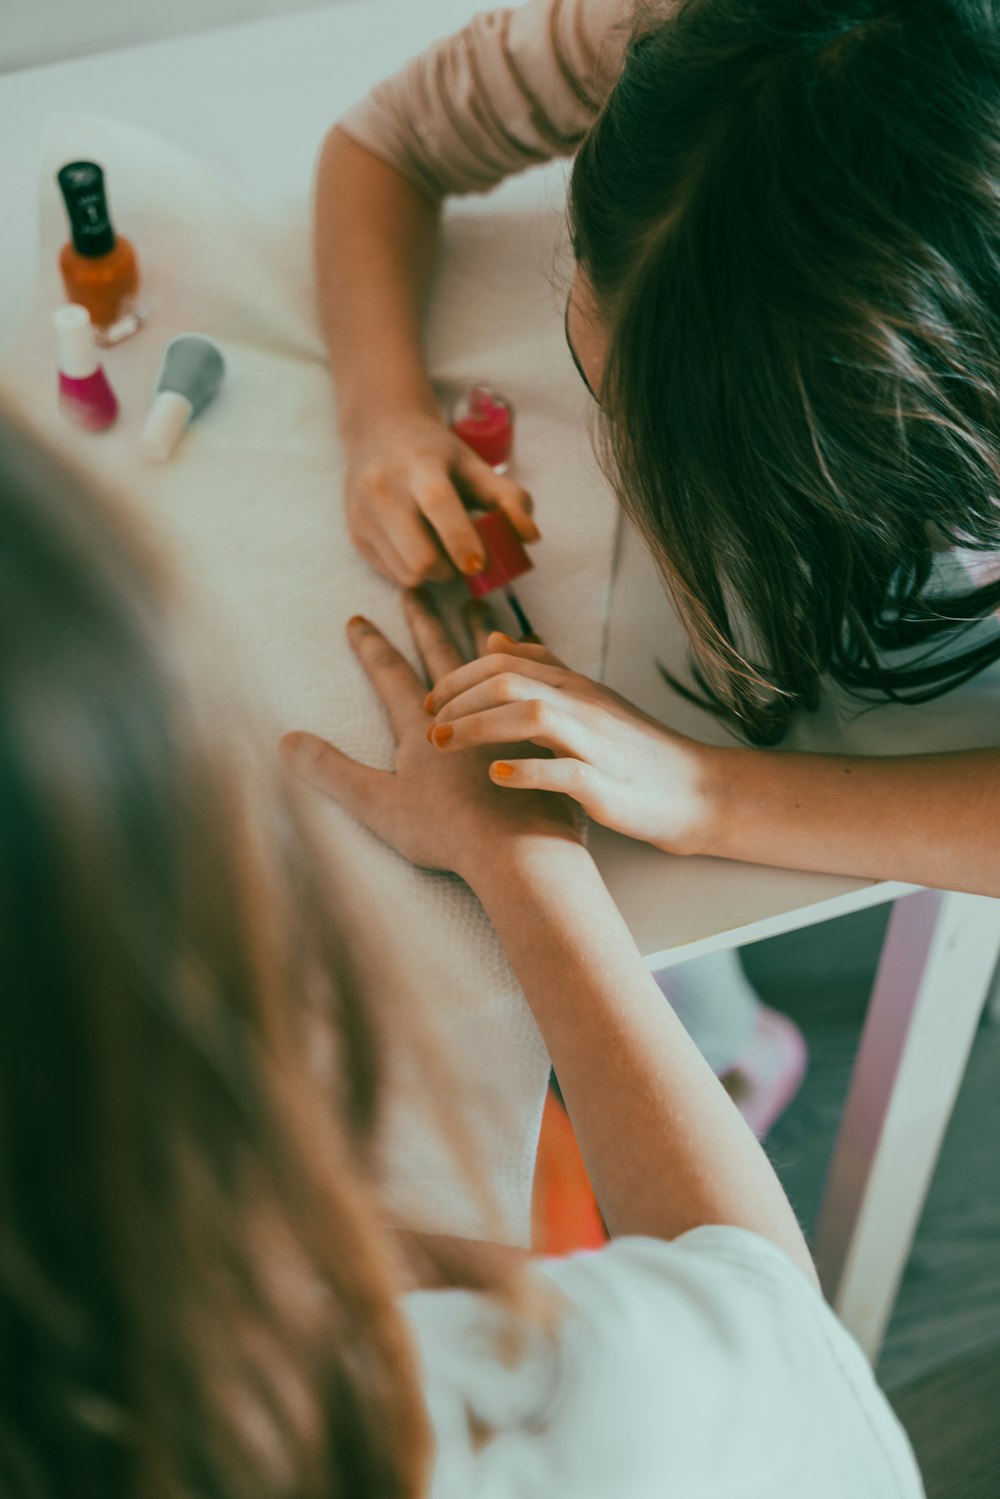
[315, 124, 446, 213]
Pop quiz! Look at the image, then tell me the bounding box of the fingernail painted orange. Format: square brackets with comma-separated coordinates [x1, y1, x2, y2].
[431, 724, 454, 747]
[463, 555, 486, 575]
[491, 631, 515, 643]
[523, 521, 542, 542]
[423, 692, 436, 714]
[347, 614, 368, 628]
[492, 761, 515, 779]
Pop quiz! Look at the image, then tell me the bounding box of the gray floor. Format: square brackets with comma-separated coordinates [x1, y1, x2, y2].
[890, 1343, 1000, 1499]
[741, 906, 1000, 1494]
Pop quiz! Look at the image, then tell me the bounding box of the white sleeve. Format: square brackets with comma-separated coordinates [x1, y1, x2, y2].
[533, 1227, 924, 1499]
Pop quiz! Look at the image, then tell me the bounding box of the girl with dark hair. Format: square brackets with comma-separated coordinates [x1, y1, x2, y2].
[315, 0, 1000, 1122]
[0, 408, 920, 1493]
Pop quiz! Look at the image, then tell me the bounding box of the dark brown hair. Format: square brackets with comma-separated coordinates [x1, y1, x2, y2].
[0, 415, 430, 1496]
[570, 0, 1000, 742]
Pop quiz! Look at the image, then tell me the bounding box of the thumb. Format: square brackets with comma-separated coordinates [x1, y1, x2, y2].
[454, 448, 539, 544]
[280, 731, 392, 829]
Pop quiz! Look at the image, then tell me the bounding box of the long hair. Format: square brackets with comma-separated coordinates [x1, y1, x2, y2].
[0, 416, 430, 1497]
[570, 0, 1000, 743]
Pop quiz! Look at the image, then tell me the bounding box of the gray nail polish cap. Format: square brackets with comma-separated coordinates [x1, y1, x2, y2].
[140, 334, 225, 462]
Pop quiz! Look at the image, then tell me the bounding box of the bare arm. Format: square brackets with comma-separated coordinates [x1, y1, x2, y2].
[315, 0, 623, 435]
[312, 0, 623, 582]
[314, 127, 442, 442]
[314, 128, 536, 584]
[467, 837, 817, 1279]
[701, 745, 1000, 896]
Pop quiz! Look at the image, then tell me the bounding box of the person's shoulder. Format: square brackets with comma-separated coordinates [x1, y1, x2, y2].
[534, 1227, 821, 1388]
[534, 1227, 870, 1409]
[405, 1230, 922, 1497]
[531, 1229, 924, 1498]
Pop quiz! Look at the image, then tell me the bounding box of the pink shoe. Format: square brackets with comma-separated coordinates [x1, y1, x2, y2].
[722, 1005, 808, 1138]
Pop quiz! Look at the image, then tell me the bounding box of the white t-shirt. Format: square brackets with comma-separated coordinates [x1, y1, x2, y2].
[404, 1227, 923, 1497]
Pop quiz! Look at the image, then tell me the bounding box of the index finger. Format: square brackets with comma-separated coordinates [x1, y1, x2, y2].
[347, 615, 425, 738]
[402, 589, 465, 684]
[464, 599, 498, 657]
[410, 469, 488, 578]
[424, 650, 568, 715]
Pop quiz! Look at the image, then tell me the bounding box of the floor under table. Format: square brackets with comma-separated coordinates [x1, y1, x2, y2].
[743, 904, 1000, 1498]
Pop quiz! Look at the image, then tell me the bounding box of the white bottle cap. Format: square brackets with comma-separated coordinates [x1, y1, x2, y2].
[139, 390, 194, 463]
[54, 304, 98, 379]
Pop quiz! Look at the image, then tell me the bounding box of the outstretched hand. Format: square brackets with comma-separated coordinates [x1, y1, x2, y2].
[280, 593, 583, 884]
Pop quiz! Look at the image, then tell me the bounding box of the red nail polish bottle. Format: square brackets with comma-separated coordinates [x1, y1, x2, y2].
[464, 511, 533, 599]
[57, 161, 146, 346]
[450, 385, 515, 472]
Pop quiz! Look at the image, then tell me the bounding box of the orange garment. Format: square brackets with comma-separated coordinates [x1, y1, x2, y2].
[531, 1088, 607, 1255]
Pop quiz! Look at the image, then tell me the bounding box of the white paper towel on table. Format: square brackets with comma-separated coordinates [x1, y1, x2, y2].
[0, 114, 619, 1244]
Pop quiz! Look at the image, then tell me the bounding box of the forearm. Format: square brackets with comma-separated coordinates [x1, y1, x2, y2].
[468, 840, 815, 1280]
[314, 127, 443, 440]
[700, 745, 1000, 895]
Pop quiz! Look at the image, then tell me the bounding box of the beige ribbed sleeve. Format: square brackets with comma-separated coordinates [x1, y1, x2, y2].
[338, 0, 638, 200]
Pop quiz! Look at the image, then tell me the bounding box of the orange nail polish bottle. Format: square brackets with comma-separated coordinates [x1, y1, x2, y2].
[57, 162, 146, 346]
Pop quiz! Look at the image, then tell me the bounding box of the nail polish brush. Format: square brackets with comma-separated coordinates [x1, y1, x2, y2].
[140, 334, 225, 462]
[465, 510, 535, 637]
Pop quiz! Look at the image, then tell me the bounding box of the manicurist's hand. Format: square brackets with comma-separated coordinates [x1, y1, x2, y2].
[315, 129, 539, 588]
[424, 633, 722, 855]
[344, 411, 538, 587]
[280, 593, 581, 881]
[426, 634, 1000, 896]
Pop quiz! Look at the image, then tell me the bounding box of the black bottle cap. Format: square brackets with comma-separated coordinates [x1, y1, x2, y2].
[57, 161, 116, 259]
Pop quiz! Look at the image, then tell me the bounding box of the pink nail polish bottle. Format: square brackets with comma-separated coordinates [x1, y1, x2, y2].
[450, 385, 514, 472]
[54, 304, 119, 432]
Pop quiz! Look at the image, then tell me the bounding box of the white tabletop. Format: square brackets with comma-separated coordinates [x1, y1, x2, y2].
[0, 0, 522, 344]
[2, 0, 996, 965]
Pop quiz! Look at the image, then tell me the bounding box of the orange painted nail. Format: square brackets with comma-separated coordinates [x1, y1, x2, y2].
[463, 554, 486, 575]
[423, 692, 436, 715]
[522, 520, 542, 542]
[492, 761, 516, 779]
[347, 614, 368, 628]
[490, 630, 515, 644]
[431, 724, 454, 747]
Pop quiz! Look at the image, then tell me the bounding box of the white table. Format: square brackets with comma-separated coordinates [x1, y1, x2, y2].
[2, 0, 997, 1361]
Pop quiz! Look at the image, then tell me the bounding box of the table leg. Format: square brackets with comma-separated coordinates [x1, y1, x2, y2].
[813, 887, 1000, 1362]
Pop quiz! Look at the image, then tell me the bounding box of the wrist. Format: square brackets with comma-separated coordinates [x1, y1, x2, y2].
[634, 728, 730, 858]
[335, 372, 441, 448]
[683, 742, 749, 860]
[461, 831, 596, 908]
